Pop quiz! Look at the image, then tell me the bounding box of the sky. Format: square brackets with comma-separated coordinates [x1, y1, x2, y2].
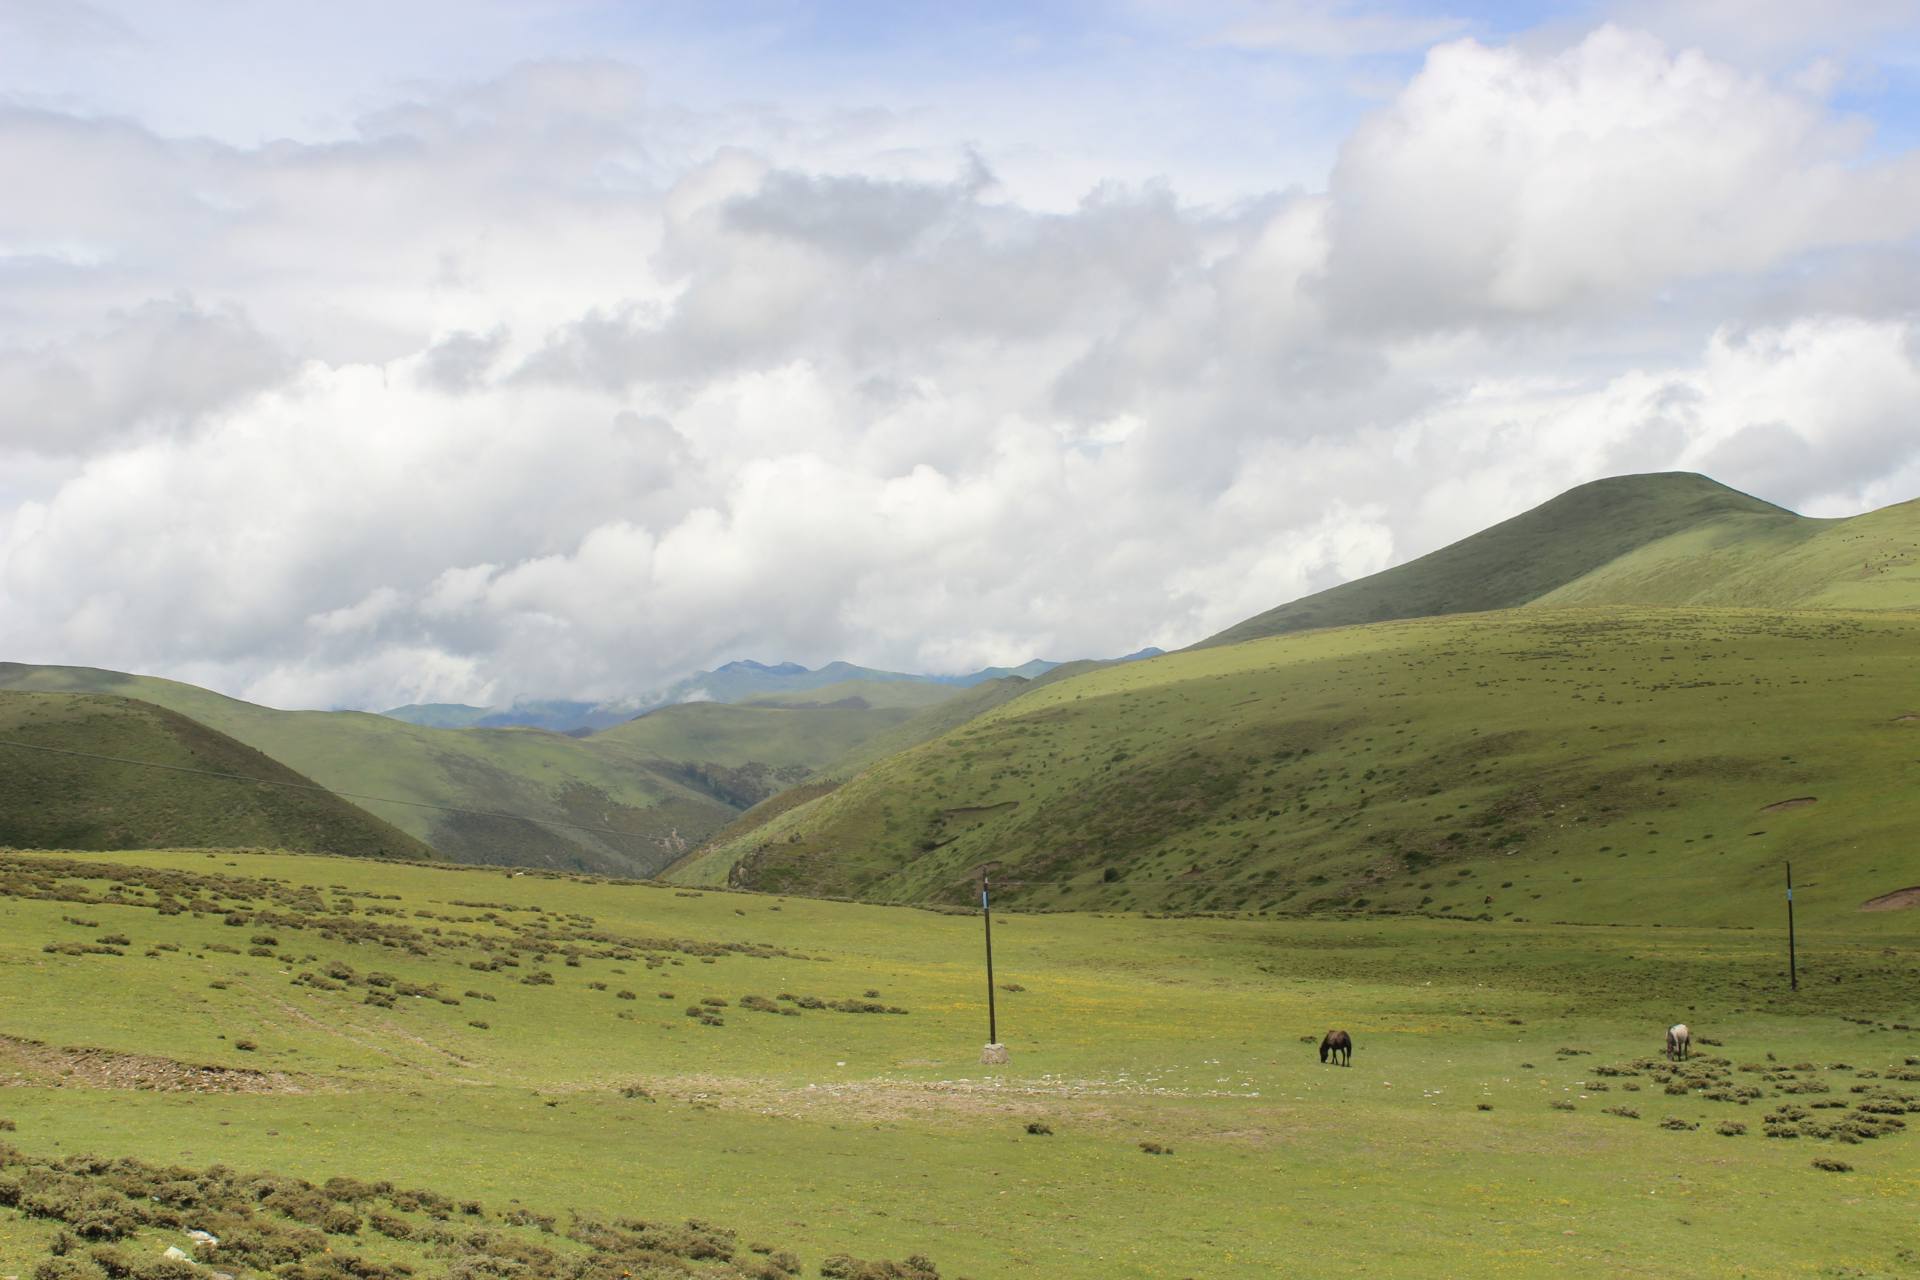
[3, 1, 1919, 711]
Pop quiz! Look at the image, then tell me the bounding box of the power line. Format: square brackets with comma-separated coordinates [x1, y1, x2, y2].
[0, 737, 650, 841]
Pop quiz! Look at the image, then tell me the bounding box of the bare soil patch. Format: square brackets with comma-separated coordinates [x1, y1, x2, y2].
[1761, 796, 1817, 812]
[1860, 887, 1920, 913]
[0, 1033, 309, 1093]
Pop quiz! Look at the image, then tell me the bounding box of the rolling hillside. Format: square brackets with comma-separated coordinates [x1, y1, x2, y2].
[1534, 494, 1920, 610]
[675, 606, 1920, 929]
[0, 666, 941, 876]
[1198, 472, 1802, 647]
[0, 691, 429, 858]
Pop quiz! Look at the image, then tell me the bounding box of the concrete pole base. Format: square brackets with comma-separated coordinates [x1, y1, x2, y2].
[980, 1043, 1010, 1065]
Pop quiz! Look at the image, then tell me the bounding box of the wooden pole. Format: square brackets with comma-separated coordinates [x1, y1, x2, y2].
[1786, 861, 1797, 991]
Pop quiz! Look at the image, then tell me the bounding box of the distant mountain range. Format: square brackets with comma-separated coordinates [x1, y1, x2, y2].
[381, 651, 1165, 733]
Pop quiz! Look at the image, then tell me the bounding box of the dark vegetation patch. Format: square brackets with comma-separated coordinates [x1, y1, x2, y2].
[818, 1254, 939, 1280]
[773, 993, 908, 1015]
[0, 855, 805, 999]
[0, 1142, 932, 1278]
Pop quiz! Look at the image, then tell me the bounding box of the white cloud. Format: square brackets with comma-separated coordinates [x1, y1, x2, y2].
[1324, 25, 1920, 326]
[2, 27, 1919, 710]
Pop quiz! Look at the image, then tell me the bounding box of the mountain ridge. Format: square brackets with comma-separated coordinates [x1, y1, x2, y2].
[1197, 472, 1797, 648]
[381, 650, 1164, 733]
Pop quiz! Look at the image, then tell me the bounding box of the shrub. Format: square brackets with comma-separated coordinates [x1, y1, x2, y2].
[366, 1210, 412, 1240]
[1812, 1158, 1853, 1172]
[1601, 1106, 1639, 1120]
[1716, 1121, 1747, 1136]
[1660, 1117, 1698, 1131]
[1138, 1141, 1172, 1155]
[234, 1040, 258, 1052]
[819, 1254, 939, 1279]
[1025, 1122, 1052, 1135]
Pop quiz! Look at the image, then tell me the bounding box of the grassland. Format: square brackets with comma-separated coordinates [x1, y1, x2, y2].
[1536, 495, 1920, 611]
[677, 607, 1920, 927]
[1, 848, 1916, 1277]
[0, 666, 947, 878]
[0, 692, 429, 860]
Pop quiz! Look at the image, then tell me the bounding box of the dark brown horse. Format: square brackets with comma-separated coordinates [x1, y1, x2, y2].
[1319, 1029, 1352, 1066]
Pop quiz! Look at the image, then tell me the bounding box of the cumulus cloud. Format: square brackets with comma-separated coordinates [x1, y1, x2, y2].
[0, 299, 287, 451]
[1324, 25, 1920, 326]
[2, 24, 1919, 710]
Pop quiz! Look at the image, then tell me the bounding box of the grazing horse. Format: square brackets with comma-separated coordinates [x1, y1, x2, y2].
[1666, 1023, 1691, 1062]
[1319, 1029, 1353, 1067]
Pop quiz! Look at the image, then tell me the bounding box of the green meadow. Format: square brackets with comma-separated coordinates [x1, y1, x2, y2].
[2, 848, 1916, 1277]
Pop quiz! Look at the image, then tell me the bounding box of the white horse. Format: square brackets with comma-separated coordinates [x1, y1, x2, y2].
[1666, 1023, 1691, 1062]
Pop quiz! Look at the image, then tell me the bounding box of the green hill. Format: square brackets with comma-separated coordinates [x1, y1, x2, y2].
[0, 666, 933, 876]
[737, 679, 964, 711]
[0, 691, 430, 858]
[675, 606, 1920, 927]
[1198, 472, 1799, 647]
[1534, 495, 1920, 610]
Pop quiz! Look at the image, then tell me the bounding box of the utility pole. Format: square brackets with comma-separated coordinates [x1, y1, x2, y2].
[980, 869, 1007, 1064]
[1786, 861, 1797, 991]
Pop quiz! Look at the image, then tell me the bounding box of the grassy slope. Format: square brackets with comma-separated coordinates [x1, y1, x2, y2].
[1, 848, 1915, 1277]
[0, 666, 927, 878]
[0, 692, 431, 859]
[738, 678, 964, 711]
[661, 678, 1039, 874]
[1198, 472, 1799, 648]
[677, 607, 1920, 928]
[1536, 496, 1920, 611]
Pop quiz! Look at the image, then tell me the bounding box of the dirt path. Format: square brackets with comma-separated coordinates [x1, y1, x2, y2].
[1761, 796, 1817, 812]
